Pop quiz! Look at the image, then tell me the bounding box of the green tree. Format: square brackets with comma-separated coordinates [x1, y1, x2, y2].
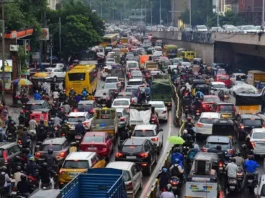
[206, 11, 244, 27]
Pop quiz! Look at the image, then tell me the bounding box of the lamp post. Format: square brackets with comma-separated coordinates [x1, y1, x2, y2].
[189, 0, 191, 27]
[159, 0, 162, 24]
[151, 1, 153, 26]
[262, 0, 264, 27]
[1, 0, 5, 104]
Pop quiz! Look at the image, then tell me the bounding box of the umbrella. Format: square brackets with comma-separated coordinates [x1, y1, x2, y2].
[32, 72, 48, 79]
[167, 136, 185, 145]
[12, 78, 32, 86]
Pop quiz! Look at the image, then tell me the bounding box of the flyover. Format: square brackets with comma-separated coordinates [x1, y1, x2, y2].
[151, 30, 265, 71]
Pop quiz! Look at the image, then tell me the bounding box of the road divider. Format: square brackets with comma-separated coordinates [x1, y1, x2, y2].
[172, 84, 182, 127]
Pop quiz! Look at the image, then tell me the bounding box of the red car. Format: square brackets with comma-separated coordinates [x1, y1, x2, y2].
[215, 75, 232, 87]
[202, 95, 220, 112]
[79, 132, 114, 159]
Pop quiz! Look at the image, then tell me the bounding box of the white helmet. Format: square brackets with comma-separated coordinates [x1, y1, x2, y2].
[183, 129, 188, 134]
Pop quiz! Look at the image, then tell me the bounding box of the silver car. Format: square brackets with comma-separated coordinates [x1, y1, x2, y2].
[249, 128, 265, 156]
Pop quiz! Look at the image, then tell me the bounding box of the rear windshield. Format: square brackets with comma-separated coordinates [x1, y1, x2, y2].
[25, 104, 43, 110]
[128, 63, 137, 68]
[206, 142, 230, 150]
[125, 88, 137, 93]
[199, 118, 218, 124]
[83, 136, 104, 143]
[68, 117, 85, 122]
[243, 119, 262, 126]
[218, 76, 229, 80]
[218, 105, 233, 111]
[133, 130, 155, 137]
[150, 103, 165, 108]
[40, 144, 62, 151]
[68, 73, 85, 81]
[127, 81, 142, 86]
[104, 83, 117, 89]
[122, 145, 142, 153]
[77, 104, 93, 112]
[252, 133, 265, 139]
[212, 84, 225, 88]
[113, 100, 129, 106]
[106, 79, 118, 83]
[203, 97, 219, 103]
[63, 160, 89, 169]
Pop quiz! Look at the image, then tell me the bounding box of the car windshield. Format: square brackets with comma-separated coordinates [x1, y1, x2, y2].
[252, 132, 265, 139]
[218, 105, 233, 111]
[128, 63, 137, 68]
[206, 142, 230, 150]
[131, 71, 142, 76]
[67, 117, 85, 122]
[40, 144, 62, 151]
[122, 145, 143, 153]
[77, 104, 93, 112]
[197, 25, 207, 29]
[63, 160, 89, 169]
[113, 100, 129, 106]
[213, 84, 225, 88]
[25, 104, 43, 110]
[133, 130, 155, 137]
[203, 97, 219, 103]
[127, 81, 142, 86]
[83, 136, 104, 143]
[150, 103, 165, 108]
[125, 88, 137, 93]
[105, 79, 118, 83]
[243, 119, 262, 126]
[122, 170, 131, 182]
[104, 83, 117, 89]
[199, 118, 218, 124]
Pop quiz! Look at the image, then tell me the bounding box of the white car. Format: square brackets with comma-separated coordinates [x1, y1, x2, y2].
[67, 112, 94, 132]
[131, 124, 163, 153]
[45, 68, 66, 81]
[148, 101, 168, 121]
[210, 82, 226, 91]
[196, 112, 221, 136]
[106, 162, 143, 197]
[112, 98, 130, 110]
[255, 174, 265, 197]
[126, 61, 139, 72]
[181, 62, 191, 68]
[105, 76, 121, 88]
[249, 128, 265, 156]
[153, 50, 163, 56]
[106, 58, 116, 65]
[230, 73, 247, 81]
[127, 78, 144, 86]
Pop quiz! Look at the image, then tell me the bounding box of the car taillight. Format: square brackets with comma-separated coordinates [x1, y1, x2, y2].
[197, 123, 203, 127]
[251, 142, 256, 148]
[90, 109, 95, 114]
[151, 137, 158, 141]
[228, 149, 233, 154]
[219, 162, 223, 167]
[120, 117, 125, 121]
[59, 152, 66, 158]
[35, 152, 41, 158]
[233, 106, 236, 112]
[138, 152, 148, 158]
[3, 151, 7, 162]
[202, 104, 206, 108]
[240, 124, 244, 129]
[201, 148, 207, 152]
[18, 140, 22, 144]
[115, 152, 124, 158]
[127, 181, 133, 190]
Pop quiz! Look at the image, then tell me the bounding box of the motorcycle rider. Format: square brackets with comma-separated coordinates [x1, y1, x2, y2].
[241, 144, 250, 159]
[44, 149, 58, 172]
[233, 152, 245, 167]
[0, 128, 6, 142]
[195, 90, 204, 100]
[59, 90, 67, 104]
[171, 147, 184, 166]
[75, 120, 85, 136]
[151, 107, 159, 127]
[6, 121, 16, 139]
[37, 119, 47, 141]
[192, 97, 202, 115]
[225, 158, 238, 190]
[184, 117, 194, 129]
[33, 91, 41, 100]
[169, 158, 184, 182]
[52, 89, 60, 101]
[158, 167, 171, 191]
[63, 101, 71, 114]
[13, 166, 26, 187]
[160, 184, 175, 198]
[53, 114, 62, 127]
[69, 88, 76, 98]
[145, 85, 151, 99]
[61, 120, 71, 140]
[18, 111, 26, 126]
[21, 127, 30, 148]
[82, 88, 88, 99]
[27, 157, 40, 178]
[29, 116, 38, 131]
[0, 166, 11, 195]
[39, 162, 54, 189]
[17, 175, 31, 197]
[244, 155, 260, 181]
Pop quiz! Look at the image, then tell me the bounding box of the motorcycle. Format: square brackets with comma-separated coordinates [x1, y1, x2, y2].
[184, 105, 190, 118]
[227, 177, 238, 193]
[7, 133, 15, 142]
[236, 168, 244, 190]
[194, 109, 201, 120]
[218, 160, 226, 175]
[246, 173, 257, 193]
[146, 94, 151, 102]
[170, 176, 181, 196]
[74, 133, 83, 145]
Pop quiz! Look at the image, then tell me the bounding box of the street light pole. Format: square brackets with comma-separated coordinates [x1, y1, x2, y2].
[262, 0, 265, 27]
[1, 0, 5, 104]
[217, 0, 219, 29]
[101, 1, 103, 19]
[159, 0, 162, 24]
[189, 0, 191, 27]
[151, 1, 153, 26]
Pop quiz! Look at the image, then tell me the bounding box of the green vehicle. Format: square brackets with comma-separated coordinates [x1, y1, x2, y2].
[151, 75, 172, 109]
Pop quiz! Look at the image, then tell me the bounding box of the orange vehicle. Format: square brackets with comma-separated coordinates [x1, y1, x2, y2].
[139, 55, 150, 69]
[30, 109, 49, 126]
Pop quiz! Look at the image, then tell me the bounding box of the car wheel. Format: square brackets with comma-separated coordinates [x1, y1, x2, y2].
[154, 153, 158, 165]
[145, 165, 152, 176]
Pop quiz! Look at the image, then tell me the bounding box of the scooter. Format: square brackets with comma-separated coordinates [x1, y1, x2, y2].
[170, 176, 181, 197]
[246, 173, 257, 193]
[184, 105, 190, 118]
[227, 177, 238, 193]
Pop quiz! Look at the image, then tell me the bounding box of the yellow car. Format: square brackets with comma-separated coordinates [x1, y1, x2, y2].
[58, 152, 106, 188]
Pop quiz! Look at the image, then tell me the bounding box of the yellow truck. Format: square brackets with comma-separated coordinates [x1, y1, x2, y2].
[247, 70, 265, 91]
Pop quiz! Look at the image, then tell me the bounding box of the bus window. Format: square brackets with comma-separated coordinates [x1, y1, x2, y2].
[103, 38, 111, 43]
[68, 73, 85, 81]
[187, 52, 191, 56]
[191, 53, 195, 57]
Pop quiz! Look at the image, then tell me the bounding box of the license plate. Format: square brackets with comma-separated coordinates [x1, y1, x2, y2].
[75, 135, 82, 139]
[88, 147, 97, 150]
[230, 186, 235, 189]
[248, 179, 253, 182]
[126, 156, 136, 159]
[219, 167, 223, 170]
[172, 186, 177, 189]
[196, 113, 200, 115]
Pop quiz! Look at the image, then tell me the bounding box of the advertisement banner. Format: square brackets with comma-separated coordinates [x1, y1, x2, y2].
[39, 28, 49, 40]
[185, 181, 218, 198]
[0, 60, 12, 72]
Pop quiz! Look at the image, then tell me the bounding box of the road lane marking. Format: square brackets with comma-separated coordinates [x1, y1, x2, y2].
[140, 105, 176, 198]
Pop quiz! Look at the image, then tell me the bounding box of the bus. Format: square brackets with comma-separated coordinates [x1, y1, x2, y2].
[101, 34, 119, 48]
[79, 50, 98, 65]
[65, 65, 98, 95]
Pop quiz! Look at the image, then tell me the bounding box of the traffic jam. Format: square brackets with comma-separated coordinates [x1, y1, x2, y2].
[1, 26, 265, 198]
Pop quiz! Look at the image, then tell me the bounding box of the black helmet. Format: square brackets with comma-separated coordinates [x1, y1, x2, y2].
[1, 166, 7, 172]
[21, 174, 27, 181]
[42, 162, 48, 167]
[236, 152, 241, 157]
[48, 148, 53, 155]
[216, 145, 222, 151]
[15, 155, 21, 161]
[16, 166, 21, 172]
[174, 147, 181, 153]
[24, 148, 30, 154]
[8, 116, 11, 119]
[70, 142, 76, 146]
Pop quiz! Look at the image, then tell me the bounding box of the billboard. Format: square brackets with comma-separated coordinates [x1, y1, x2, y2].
[0, 60, 12, 72]
[39, 28, 49, 40]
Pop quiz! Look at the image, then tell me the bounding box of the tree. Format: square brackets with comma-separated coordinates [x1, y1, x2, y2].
[62, 14, 102, 57]
[206, 11, 244, 27]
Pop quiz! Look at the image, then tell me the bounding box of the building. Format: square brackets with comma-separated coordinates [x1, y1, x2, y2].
[171, 0, 189, 27]
[47, 0, 60, 10]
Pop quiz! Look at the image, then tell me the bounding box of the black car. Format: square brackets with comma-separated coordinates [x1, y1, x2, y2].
[94, 89, 113, 107]
[234, 114, 263, 140]
[35, 137, 70, 166]
[115, 139, 157, 176]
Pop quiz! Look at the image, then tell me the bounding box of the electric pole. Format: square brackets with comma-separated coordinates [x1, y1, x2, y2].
[1, 0, 5, 104]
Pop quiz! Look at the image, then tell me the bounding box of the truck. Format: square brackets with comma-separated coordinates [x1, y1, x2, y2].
[247, 70, 265, 88]
[129, 104, 152, 130]
[91, 108, 118, 138]
[151, 75, 172, 109]
[60, 168, 127, 198]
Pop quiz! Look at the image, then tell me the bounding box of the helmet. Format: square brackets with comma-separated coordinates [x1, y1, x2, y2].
[8, 116, 11, 119]
[249, 155, 254, 160]
[174, 147, 181, 153]
[236, 152, 241, 157]
[24, 148, 30, 154]
[29, 157, 35, 161]
[48, 148, 53, 155]
[162, 167, 167, 173]
[42, 162, 48, 167]
[174, 158, 180, 164]
[16, 166, 21, 172]
[187, 117, 191, 122]
[21, 175, 27, 181]
[183, 129, 187, 134]
[1, 166, 7, 172]
[216, 145, 222, 151]
[15, 156, 21, 161]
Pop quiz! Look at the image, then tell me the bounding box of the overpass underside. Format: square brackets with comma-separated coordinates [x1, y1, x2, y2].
[214, 42, 265, 72]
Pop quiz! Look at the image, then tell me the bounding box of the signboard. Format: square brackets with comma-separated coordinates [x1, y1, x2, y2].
[39, 28, 49, 40]
[0, 60, 12, 72]
[185, 181, 218, 198]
